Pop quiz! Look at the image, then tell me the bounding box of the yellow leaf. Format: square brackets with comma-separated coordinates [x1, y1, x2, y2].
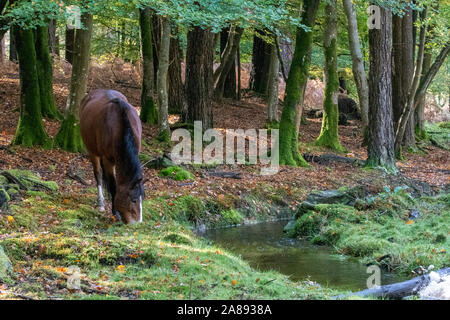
[405, 220, 414, 225]
[7, 216, 14, 223]
[116, 265, 125, 272]
[231, 280, 237, 285]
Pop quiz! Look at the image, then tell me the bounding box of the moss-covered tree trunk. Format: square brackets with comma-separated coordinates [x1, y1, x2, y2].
[55, 13, 93, 152]
[11, 26, 48, 147]
[279, 0, 319, 166]
[315, 0, 345, 152]
[366, 6, 397, 172]
[157, 16, 171, 141]
[139, 7, 158, 124]
[35, 25, 61, 120]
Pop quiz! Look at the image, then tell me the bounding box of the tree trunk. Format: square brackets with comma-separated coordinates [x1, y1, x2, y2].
[342, 0, 369, 129]
[55, 13, 93, 152]
[9, 27, 17, 61]
[11, 26, 48, 147]
[366, 6, 396, 172]
[48, 19, 59, 56]
[168, 28, 185, 114]
[279, 0, 320, 166]
[35, 25, 61, 120]
[185, 27, 214, 129]
[0, 32, 5, 64]
[250, 30, 270, 94]
[392, 9, 416, 154]
[316, 0, 344, 152]
[214, 27, 243, 101]
[138, 8, 158, 124]
[414, 50, 431, 138]
[65, 27, 75, 64]
[267, 36, 280, 123]
[152, 15, 161, 89]
[336, 268, 450, 300]
[220, 28, 237, 99]
[395, 8, 429, 156]
[157, 16, 171, 141]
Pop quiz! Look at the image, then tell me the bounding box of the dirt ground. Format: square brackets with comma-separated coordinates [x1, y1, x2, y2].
[0, 58, 448, 210]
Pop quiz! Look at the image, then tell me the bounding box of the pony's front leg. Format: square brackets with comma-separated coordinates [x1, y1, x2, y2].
[97, 185, 105, 212]
[90, 155, 105, 212]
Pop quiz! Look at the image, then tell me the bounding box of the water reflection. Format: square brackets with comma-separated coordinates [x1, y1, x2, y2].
[201, 221, 405, 291]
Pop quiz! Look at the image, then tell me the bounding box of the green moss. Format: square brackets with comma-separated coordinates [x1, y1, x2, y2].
[159, 166, 194, 181]
[6, 170, 59, 191]
[220, 209, 244, 225]
[290, 192, 450, 274]
[54, 114, 85, 153]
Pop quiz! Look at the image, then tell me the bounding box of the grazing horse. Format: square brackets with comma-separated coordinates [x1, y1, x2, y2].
[80, 89, 144, 224]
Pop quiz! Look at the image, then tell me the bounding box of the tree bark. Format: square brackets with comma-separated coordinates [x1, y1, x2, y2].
[279, 0, 320, 166]
[35, 25, 61, 120]
[168, 28, 185, 114]
[316, 0, 344, 152]
[250, 30, 271, 95]
[11, 26, 48, 147]
[157, 16, 171, 141]
[48, 19, 59, 56]
[220, 27, 237, 99]
[214, 27, 243, 101]
[65, 27, 75, 64]
[138, 7, 158, 124]
[395, 8, 428, 156]
[267, 36, 280, 123]
[342, 0, 369, 129]
[55, 12, 93, 152]
[0, 31, 5, 64]
[9, 27, 17, 61]
[185, 27, 215, 129]
[366, 6, 396, 172]
[336, 268, 450, 300]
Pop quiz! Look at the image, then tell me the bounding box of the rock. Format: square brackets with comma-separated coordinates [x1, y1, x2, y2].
[409, 209, 421, 220]
[305, 189, 353, 206]
[283, 220, 296, 234]
[0, 246, 13, 283]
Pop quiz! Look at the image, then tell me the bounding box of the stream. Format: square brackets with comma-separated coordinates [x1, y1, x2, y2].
[200, 221, 407, 291]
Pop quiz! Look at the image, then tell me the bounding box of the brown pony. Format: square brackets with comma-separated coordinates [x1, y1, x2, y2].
[80, 89, 144, 224]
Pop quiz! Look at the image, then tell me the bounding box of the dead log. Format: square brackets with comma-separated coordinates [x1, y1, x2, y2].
[336, 267, 450, 300]
[208, 171, 242, 179]
[303, 153, 365, 166]
[66, 172, 89, 186]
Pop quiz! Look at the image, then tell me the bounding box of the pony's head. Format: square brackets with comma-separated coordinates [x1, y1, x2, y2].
[115, 177, 144, 224]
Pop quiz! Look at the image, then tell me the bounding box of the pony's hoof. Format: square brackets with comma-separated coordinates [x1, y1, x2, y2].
[114, 211, 122, 221]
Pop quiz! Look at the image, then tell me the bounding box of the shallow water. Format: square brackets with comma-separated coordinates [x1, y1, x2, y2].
[201, 221, 406, 291]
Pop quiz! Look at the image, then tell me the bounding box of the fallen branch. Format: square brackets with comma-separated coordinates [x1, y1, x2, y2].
[0, 171, 28, 190]
[335, 267, 450, 300]
[302, 153, 364, 166]
[66, 172, 89, 186]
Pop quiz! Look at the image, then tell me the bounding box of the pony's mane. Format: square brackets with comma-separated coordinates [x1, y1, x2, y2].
[110, 98, 142, 185]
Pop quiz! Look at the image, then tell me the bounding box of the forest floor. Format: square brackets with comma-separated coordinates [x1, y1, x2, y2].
[0, 59, 449, 300]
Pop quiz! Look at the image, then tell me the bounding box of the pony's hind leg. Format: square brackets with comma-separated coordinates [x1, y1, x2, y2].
[90, 155, 105, 212]
[101, 157, 121, 221]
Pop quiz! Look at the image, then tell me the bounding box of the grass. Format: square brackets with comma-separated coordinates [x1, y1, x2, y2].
[289, 189, 449, 275]
[0, 189, 341, 300]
